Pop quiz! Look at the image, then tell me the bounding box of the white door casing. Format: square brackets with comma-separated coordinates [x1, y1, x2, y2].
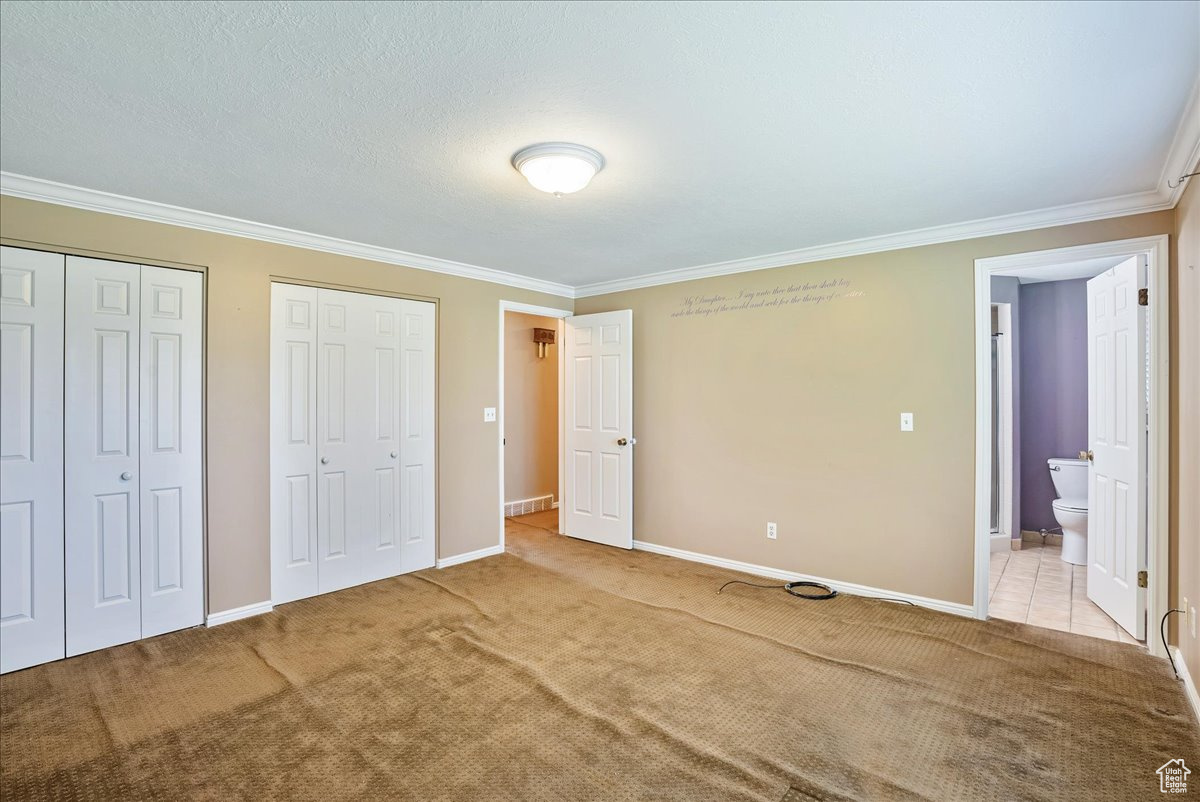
[563, 310, 634, 549]
[65, 256, 144, 656]
[270, 284, 436, 601]
[1086, 255, 1148, 639]
[399, 299, 436, 573]
[0, 247, 65, 673]
[270, 283, 320, 604]
[138, 266, 204, 638]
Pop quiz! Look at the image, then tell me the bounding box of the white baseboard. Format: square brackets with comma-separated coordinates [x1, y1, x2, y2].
[206, 600, 273, 627]
[990, 533, 1010, 553]
[631, 540, 974, 618]
[437, 544, 505, 569]
[1170, 646, 1200, 726]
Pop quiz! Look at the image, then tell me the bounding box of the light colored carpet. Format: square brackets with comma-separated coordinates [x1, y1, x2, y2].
[2, 515, 1196, 800]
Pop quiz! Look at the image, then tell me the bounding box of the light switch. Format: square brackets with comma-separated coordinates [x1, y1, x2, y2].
[900, 412, 914, 432]
[484, 407, 496, 422]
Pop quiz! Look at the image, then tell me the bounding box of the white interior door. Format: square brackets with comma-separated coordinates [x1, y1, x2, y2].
[563, 310, 634, 549]
[138, 266, 204, 637]
[271, 285, 436, 600]
[270, 283, 319, 604]
[0, 247, 65, 673]
[65, 256, 143, 656]
[1086, 255, 1147, 639]
[399, 299, 436, 572]
[315, 289, 364, 594]
[359, 293, 404, 583]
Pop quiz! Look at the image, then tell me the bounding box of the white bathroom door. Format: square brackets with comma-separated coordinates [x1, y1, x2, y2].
[0, 247, 65, 673]
[270, 283, 320, 603]
[138, 266, 204, 638]
[563, 310, 634, 549]
[398, 299, 436, 573]
[1086, 255, 1147, 639]
[65, 256, 143, 656]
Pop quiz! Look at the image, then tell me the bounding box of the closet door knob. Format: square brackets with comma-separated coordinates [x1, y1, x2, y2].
[321, 457, 329, 465]
[390, 451, 398, 458]
[120, 472, 133, 481]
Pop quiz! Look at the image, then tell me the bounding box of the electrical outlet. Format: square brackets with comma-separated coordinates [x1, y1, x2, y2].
[483, 407, 496, 422]
[767, 522, 777, 540]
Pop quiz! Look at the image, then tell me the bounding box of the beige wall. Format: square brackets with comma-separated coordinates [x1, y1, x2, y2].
[503, 312, 559, 503]
[0, 195, 571, 614]
[2, 192, 1191, 627]
[576, 211, 1176, 606]
[1171, 177, 1199, 670]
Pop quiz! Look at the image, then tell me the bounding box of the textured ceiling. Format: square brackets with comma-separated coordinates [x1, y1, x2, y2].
[1, 1, 1197, 287]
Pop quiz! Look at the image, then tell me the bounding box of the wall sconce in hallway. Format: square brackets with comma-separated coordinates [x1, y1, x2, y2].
[533, 327, 555, 359]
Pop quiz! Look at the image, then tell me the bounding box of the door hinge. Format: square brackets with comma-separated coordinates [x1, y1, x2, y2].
[1138, 288, 1149, 306]
[1137, 570, 1148, 588]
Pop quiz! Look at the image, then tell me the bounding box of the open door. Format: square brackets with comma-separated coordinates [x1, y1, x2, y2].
[1085, 255, 1147, 639]
[563, 310, 633, 549]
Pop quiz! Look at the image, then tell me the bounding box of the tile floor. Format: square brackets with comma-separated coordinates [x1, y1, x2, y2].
[989, 542, 1143, 645]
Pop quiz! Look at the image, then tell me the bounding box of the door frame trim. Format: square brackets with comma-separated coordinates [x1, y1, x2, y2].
[497, 301, 572, 552]
[973, 234, 1170, 657]
[991, 301, 1015, 549]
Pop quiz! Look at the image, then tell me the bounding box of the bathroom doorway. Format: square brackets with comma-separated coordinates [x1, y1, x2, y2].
[973, 236, 1170, 656]
[498, 302, 570, 548]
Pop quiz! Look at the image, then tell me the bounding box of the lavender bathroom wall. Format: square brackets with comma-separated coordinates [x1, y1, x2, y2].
[1018, 278, 1090, 532]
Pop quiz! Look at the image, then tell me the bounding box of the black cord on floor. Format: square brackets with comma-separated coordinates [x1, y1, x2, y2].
[717, 580, 786, 593]
[717, 579, 839, 600]
[1162, 609, 1185, 679]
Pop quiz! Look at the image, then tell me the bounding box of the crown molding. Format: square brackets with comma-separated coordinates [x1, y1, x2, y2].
[4, 137, 1196, 303]
[0, 172, 576, 299]
[573, 187, 1175, 297]
[1159, 75, 1200, 207]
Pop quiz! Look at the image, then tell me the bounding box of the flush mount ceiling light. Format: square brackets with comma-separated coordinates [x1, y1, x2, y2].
[512, 142, 605, 196]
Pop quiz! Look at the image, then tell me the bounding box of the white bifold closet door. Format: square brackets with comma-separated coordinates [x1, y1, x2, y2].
[270, 283, 435, 605]
[64, 256, 204, 657]
[0, 247, 65, 673]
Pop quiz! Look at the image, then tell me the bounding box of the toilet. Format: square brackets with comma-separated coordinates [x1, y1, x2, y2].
[1048, 458, 1089, 565]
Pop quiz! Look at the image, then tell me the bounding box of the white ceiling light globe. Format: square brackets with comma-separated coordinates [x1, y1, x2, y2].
[512, 143, 605, 196]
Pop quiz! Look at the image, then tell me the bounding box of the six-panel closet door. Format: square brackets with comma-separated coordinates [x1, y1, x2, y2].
[270, 283, 435, 605]
[0, 247, 65, 673]
[64, 256, 203, 657]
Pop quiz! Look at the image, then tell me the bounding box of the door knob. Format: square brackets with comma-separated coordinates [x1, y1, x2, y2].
[617, 437, 637, 447]
[321, 457, 329, 465]
[1079, 450, 1094, 462]
[120, 472, 133, 481]
[390, 451, 397, 458]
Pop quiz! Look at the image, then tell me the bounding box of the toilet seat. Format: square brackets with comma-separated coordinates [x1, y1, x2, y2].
[1052, 497, 1087, 513]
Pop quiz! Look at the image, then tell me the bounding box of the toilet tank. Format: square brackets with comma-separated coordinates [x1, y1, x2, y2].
[1048, 458, 1089, 499]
